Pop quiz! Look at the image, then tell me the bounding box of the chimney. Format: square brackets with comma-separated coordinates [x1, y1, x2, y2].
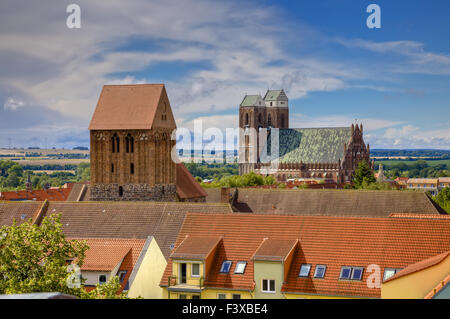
[220, 187, 230, 203]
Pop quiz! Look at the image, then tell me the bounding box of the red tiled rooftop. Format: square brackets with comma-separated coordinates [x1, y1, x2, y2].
[171, 236, 222, 260]
[176, 163, 207, 200]
[160, 213, 450, 298]
[0, 188, 72, 201]
[253, 238, 298, 261]
[384, 251, 450, 283]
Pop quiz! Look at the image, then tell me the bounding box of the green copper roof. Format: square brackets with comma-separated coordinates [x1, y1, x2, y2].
[240, 95, 262, 107]
[263, 89, 288, 101]
[264, 127, 352, 163]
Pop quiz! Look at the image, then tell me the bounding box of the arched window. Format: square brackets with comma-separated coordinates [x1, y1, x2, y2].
[111, 163, 114, 173]
[118, 186, 123, 197]
[125, 134, 134, 153]
[268, 114, 272, 127]
[111, 136, 116, 153]
[245, 113, 249, 126]
[112, 133, 120, 153]
[114, 134, 120, 153]
[130, 163, 134, 175]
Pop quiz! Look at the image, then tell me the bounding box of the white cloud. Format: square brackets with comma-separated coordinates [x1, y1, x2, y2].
[3, 97, 25, 111]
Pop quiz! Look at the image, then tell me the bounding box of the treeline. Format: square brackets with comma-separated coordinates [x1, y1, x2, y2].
[200, 171, 277, 188]
[184, 162, 238, 180]
[0, 160, 90, 191]
[375, 160, 449, 179]
[371, 149, 450, 158]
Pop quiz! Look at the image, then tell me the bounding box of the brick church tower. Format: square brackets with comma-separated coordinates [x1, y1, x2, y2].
[239, 90, 289, 175]
[89, 84, 177, 201]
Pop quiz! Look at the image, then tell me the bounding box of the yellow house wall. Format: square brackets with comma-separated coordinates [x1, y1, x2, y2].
[127, 238, 167, 299]
[172, 260, 204, 286]
[253, 261, 284, 299]
[162, 288, 252, 299]
[381, 256, 450, 299]
[201, 289, 253, 299]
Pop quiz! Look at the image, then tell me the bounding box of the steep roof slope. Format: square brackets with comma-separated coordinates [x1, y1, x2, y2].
[89, 84, 176, 130]
[160, 213, 450, 298]
[0, 201, 43, 226]
[176, 163, 207, 199]
[266, 127, 351, 163]
[44, 201, 232, 259]
[233, 188, 441, 216]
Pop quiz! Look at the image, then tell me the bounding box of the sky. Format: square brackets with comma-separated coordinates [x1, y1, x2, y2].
[0, 0, 449, 150]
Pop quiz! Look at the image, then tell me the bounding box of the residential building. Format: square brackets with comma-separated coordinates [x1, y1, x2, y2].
[407, 178, 439, 195]
[382, 251, 450, 299]
[238, 89, 372, 183]
[72, 237, 166, 298]
[160, 213, 450, 299]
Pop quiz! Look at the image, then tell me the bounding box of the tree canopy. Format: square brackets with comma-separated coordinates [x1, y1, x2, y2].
[0, 214, 129, 298]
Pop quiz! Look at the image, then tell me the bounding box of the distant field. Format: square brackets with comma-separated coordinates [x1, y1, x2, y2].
[12, 159, 90, 166]
[32, 170, 76, 174]
[0, 148, 89, 156]
[374, 159, 450, 166]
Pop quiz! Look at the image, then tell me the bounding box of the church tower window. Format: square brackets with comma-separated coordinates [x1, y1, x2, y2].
[130, 163, 135, 175]
[268, 114, 272, 127]
[245, 113, 249, 126]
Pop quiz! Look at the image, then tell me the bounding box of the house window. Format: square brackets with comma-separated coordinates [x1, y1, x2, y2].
[340, 266, 364, 281]
[179, 294, 187, 299]
[383, 268, 402, 281]
[234, 261, 247, 274]
[192, 295, 200, 299]
[99, 275, 107, 285]
[298, 264, 312, 277]
[220, 261, 232, 273]
[117, 270, 127, 283]
[314, 265, 327, 278]
[232, 294, 241, 299]
[262, 279, 275, 293]
[217, 293, 227, 299]
[130, 163, 134, 175]
[191, 264, 200, 277]
[339, 267, 352, 280]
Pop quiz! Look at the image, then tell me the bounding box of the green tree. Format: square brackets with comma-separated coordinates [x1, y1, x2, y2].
[352, 161, 376, 189]
[433, 187, 450, 214]
[7, 164, 24, 177]
[0, 214, 129, 298]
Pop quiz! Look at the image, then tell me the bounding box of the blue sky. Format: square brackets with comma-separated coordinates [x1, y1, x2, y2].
[0, 0, 449, 149]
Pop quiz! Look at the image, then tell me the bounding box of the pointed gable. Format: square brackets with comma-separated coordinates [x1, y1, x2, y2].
[89, 84, 176, 130]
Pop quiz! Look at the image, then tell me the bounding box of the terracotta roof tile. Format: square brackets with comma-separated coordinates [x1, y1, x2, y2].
[0, 188, 72, 201]
[160, 213, 450, 298]
[0, 201, 43, 226]
[171, 236, 222, 260]
[389, 213, 450, 219]
[176, 163, 207, 199]
[89, 84, 169, 130]
[232, 188, 441, 216]
[253, 238, 298, 261]
[43, 201, 232, 259]
[69, 237, 147, 293]
[384, 251, 450, 283]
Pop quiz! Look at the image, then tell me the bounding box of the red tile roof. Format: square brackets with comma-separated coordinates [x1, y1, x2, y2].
[389, 213, 450, 219]
[70, 237, 147, 293]
[253, 238, 298, 261]
[0, 188, 72, 201]
[89, 84, 173, 130]
[176, 163, 207, 199]
[160, 213, 450, 298]
[384, 251, 450, 283]
[170, 236, 222, 260]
